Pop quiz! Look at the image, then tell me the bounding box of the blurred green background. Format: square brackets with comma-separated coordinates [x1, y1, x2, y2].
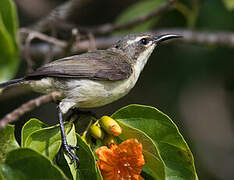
[0, 0, 234, 179]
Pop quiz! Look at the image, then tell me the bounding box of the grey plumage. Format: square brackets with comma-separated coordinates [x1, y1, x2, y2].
[25, 50, 132, 81]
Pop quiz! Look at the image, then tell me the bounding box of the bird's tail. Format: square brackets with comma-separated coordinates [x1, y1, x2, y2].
[0, 78, 25, 89]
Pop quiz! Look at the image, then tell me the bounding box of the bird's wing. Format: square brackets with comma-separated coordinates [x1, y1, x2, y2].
[26, 50, 133, 81]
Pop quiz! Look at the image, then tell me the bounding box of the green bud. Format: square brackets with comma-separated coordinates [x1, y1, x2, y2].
[90, 124, 105, 140]
[100, 116, 122, 136]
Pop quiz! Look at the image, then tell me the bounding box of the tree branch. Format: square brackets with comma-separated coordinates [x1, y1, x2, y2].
[20, 28, 67, 47]
[23, 29, 234, 60]
[0, 92, 61, 129]
[79, 0, 176, 35]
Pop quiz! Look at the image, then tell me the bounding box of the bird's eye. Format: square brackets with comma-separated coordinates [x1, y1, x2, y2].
[140, 38, 149, 45]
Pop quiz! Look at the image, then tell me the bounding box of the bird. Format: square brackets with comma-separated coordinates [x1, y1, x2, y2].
[0, 33, 181, 165]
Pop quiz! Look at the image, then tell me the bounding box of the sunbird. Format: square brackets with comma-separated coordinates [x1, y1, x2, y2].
[0, 33, 181, 164]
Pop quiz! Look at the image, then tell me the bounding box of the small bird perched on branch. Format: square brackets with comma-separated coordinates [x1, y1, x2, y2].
[0, 33, 181, 165]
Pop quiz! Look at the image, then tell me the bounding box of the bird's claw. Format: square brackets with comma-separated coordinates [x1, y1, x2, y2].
[69, 154, 79, 165]
[64, 144, 80, 167]
[68, 145, 79, 150]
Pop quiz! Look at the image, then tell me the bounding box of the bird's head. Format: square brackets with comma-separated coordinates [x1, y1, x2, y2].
[110, 33, 181, 65]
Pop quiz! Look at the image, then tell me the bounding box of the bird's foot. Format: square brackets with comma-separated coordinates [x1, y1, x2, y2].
[57, 106, 80, 166]
[63, 143, 80, 165]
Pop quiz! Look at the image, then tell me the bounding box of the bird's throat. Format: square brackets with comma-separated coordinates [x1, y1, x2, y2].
[133, 44, 156, 78]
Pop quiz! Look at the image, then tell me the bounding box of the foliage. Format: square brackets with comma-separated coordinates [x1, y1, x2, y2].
[112, 105, 197, 180]
[0, 125, 19, 163]
[113, 0, 165, 35]
[0, 105, 197, 180]
[0, 0, 19, 86]
[222, 0, 234, 10]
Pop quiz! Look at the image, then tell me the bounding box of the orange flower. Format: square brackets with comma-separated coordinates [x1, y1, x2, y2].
[96, 139, 145, 180]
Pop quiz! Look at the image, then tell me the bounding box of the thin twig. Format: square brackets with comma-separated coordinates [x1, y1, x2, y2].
[0, 92, 61, 129]
[20, 34, 118, 60]
[79, 0, 176, 35]
[21, 28, 68, 68]
[20, 28, 67, 47]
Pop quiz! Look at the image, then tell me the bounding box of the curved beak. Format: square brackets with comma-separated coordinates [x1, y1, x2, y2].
[153, 34, 182, 43]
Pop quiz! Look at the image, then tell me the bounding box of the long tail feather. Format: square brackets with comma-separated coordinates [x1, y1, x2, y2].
[0, 78, 25, 89]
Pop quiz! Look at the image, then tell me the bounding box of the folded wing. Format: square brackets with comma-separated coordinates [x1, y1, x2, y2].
[26, 50, 132, 81]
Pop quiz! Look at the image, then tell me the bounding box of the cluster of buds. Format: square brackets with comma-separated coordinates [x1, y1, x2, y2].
[89, 116, 122, 146]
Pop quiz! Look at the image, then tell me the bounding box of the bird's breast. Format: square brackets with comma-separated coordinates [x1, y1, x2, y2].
[27, 68, 139, 110]
[62, 70, 138, 108]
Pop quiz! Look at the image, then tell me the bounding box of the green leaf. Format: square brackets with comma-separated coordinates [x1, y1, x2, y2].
[0, 148, 68, 180]
[0, 0, 18, 45]
[114, 0, 165, 35]
[0, 125, 19, 163]
[0, 15, 16, 82]
[0, 163, 25, 180]
[222, 0, 234, 10]
[56, 150, 73, 180]
[24, 123, 66, 161]
[0, 0, 19, 84]
[112, 104, 197, 180]
[74, 134, 102, 180]
[21, 118, 48, 147]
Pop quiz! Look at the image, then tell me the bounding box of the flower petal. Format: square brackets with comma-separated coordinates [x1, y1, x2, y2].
[96, 139, 145, 180]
